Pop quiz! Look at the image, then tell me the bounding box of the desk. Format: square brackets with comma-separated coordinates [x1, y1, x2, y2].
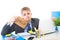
[33, 32, 60, 40]
[18, 32, 60, 40]
[1, 32, 60, 40]
[2, 32, 60, 40]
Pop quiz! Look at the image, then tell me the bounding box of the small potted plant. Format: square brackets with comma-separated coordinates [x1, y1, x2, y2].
[54, 17, 60, 26]
[53, 17, 60, 32]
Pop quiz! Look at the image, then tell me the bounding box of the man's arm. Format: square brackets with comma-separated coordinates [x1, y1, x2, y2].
[1, 16, 18, 36]
[1, 23, 15, 36]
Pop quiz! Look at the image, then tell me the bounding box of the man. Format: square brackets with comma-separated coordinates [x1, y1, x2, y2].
[1, 7, 39, 36]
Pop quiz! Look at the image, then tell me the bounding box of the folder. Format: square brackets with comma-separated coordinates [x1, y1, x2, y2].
[15, 17, 28, 29]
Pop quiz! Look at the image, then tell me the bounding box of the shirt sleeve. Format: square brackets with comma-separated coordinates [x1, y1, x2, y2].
[1, 23, 15, 36]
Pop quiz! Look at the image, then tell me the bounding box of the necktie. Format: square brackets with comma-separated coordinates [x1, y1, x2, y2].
[27, 23, 31, 32]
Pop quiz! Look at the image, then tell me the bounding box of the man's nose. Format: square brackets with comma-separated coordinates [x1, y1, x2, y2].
[26, 14, 28, 17]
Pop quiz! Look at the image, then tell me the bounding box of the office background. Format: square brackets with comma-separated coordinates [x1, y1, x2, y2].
[0, 0, 60, 36]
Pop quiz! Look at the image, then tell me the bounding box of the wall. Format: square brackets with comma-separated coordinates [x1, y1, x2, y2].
[0, 0, 60, 34]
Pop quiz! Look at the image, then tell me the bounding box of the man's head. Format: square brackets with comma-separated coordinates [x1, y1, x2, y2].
[21, 7, 32, 21]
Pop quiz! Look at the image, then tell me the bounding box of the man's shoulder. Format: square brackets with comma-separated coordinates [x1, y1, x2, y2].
[31, 18, 39, 23]
[31, 18, 39, 21]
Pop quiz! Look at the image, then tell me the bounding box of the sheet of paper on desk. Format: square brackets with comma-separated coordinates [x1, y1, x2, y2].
[17, 32, 36, 40]
[17, 32, 31, 39]
[17, 32, 31, 36]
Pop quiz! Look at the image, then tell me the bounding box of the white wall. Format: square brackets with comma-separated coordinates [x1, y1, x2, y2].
[0, 0, 60, 34]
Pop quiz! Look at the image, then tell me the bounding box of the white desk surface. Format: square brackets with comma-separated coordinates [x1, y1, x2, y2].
[16, 32, 60, 40]
[0, 32, 60, 40]
[33, 32, 60, 40]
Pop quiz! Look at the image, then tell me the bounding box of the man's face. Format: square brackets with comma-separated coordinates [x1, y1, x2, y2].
[21, 10, 32, 21]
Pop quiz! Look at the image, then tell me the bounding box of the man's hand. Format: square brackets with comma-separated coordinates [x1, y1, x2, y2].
[7, 16, 18, 25]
